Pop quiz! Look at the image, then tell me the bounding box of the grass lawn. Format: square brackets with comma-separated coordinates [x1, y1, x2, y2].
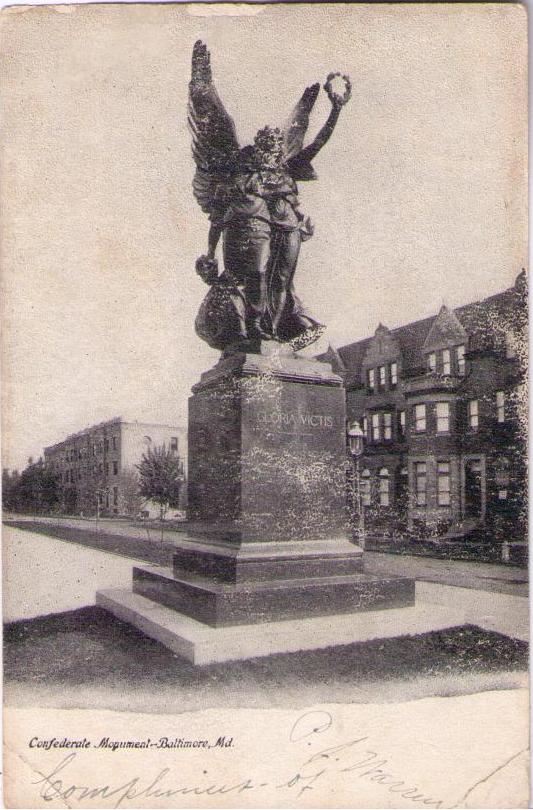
[5, 606, 528, 715]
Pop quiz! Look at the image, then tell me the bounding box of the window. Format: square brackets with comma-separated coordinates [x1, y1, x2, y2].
[379, 468, 390, 507]
[398, 410, 406, 436]
[437, 461, 451, 506]
[414, 462, 427, 506]
[468, 400, 479, 430]
[383, 412, 392, 441]
[113, 461, 118, 475]
[428, 352, 437, 372]
[436, 402, 450, 433]
[170, 436, 178, 452]
[362, 416, 368, 437]
[361, 469, 371, 506]
[414, 404, 426, 432]
[496, 391, 505, 423]
[457, 345, 466, 375]
[104, 438, 109, 452]
[368, 369, 375, 391]
[371, 413, 380, 441]
[390, 362, 398, 387]
[105, 463, 109, 476]
[112, 436, 117, 450]
[378, 365, 386, 389]
[113, 486, 118, 506]
[442, 349, 451, 375]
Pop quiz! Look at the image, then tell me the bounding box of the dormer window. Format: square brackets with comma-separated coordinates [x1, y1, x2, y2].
[442, 349, 451, 375]
[428, 353, 437, 372]
[368, 369, 375, 391]
[390, 362, 398, 387]
[378, 365, 386, 389]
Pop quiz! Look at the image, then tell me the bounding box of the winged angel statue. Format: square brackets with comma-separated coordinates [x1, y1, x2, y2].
[189, 41, 351, 353]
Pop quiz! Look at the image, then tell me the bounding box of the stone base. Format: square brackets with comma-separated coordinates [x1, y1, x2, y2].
[171, 535, 363, 583]
[132, 564, 414, 627]
[96, 587, 464, 665]
[186, 352, 350, 543]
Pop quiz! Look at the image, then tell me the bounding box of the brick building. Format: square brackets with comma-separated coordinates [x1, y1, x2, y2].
[44, 418, 187, 515]
[319, 271, 527, 547]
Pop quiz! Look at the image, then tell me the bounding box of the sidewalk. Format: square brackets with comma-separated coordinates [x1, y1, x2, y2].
[365, 551, 528, 597]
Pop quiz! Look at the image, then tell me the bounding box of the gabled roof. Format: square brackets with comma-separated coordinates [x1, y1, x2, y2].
[423, 305, 468, 352]
[319, 274, 526, 385]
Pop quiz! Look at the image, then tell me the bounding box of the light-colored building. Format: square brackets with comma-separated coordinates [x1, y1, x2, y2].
[44, 418, 187, 515]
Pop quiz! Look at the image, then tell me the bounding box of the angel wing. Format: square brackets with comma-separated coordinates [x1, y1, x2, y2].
[282, 83, 320, 161]
[188, 41, 240, 218]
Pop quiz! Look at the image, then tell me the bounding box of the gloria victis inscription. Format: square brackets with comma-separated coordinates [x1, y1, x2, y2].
[257, 411, 335, 429]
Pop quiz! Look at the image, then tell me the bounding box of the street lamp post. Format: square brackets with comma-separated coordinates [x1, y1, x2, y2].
[347, 421, 365, 549]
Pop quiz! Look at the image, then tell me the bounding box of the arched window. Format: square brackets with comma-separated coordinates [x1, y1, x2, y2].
[379, 468, 390, 507]
[361, 469, 371, 507]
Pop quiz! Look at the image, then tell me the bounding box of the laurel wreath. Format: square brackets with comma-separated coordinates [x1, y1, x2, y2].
[324, 72, 352, 106]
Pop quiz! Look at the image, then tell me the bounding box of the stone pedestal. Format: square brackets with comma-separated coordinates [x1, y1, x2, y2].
[99, 349, 415, 659]
[187, 351, 353, 544]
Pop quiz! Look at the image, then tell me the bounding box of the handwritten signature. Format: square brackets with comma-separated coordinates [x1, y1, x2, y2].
[281, 711, 443, 805]
[30, 710, 444, 808]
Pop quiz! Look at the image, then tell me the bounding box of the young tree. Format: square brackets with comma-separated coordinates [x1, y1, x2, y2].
[136, 444, 184, 541]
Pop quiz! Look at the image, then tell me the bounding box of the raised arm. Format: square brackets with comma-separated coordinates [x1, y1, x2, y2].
[294, 100, 342, 164]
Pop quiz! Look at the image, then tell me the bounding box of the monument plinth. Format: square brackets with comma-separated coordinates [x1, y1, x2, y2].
[127, 351, 414, 630]
[176, 351, 364, 581]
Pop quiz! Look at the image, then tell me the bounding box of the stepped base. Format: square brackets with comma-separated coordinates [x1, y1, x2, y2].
[97, 587, 464, 665]
[132, 564, 415, 627]
[172, 535, 363, 583]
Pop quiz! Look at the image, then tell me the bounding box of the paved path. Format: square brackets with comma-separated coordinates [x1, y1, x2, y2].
[3, 525, 143, 622]
[365, 551, 528, 597]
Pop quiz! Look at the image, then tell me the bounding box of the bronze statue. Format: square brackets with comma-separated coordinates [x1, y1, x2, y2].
[188, 40, 351, 352]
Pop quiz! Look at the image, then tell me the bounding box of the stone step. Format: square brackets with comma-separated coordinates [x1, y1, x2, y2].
[132, 564, 415, 627]
[171, 536, 364, 583]
[96, 586, 465, 665]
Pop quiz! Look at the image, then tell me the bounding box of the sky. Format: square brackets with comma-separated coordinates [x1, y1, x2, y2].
[1, 2, 527, 471]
